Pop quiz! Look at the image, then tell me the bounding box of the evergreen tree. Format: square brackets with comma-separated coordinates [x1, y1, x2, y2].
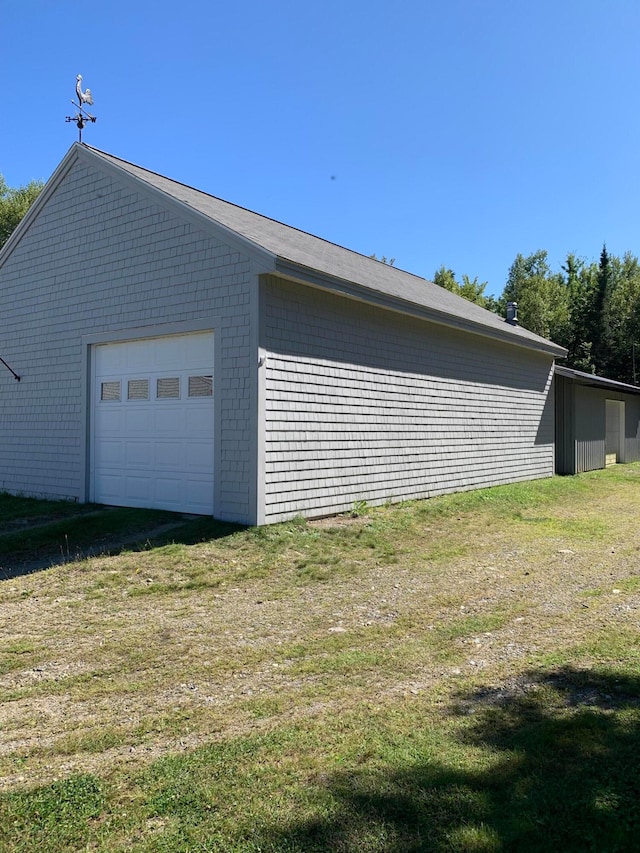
[600, 252, 640, 383]
[589, 244, 611, 373]
[561, 253, 596, 373]
[433, 246, 640, 384]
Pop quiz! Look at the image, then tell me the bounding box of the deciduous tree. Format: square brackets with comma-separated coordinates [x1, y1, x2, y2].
[433, 265, 492, 309]
[0, 175, 43, 250]
[503, 250, 569, 343]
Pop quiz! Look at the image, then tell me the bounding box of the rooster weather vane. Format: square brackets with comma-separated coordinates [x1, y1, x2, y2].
[66, 74, 96, 142]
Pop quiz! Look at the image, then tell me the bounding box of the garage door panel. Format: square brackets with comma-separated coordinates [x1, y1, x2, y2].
[95, 440, 124, 466]
[154, 407, 189, 432]
[125, 409, 155, 432]
[154, 336, 187, 367]
[186, 441, 214, 468]
[94, 473, 123, 501]
[124, 475, 152, 501]
[96, 346, 124, 373]
[185, 479, 215, 511]
[125, 442, 153, 466]
[155, 476, 185, 503]
[92, 332, 214, 514]
[96, 408, 124, 433]
[185, 333, 214, 363]
[123, 339, 155, 370]
[153, 441, 187, 469]
[185, 406, 215, 433]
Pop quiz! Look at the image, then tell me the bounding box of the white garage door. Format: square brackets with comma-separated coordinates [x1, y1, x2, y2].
[91, 331, 215, 514]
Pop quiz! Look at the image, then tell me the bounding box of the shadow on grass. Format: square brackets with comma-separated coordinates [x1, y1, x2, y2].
[129, 514, 245, 550]
[259, 667, 640, 853]
[0, 511, 244, 580]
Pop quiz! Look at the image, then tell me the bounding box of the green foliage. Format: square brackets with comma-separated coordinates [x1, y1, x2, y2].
[369, 253, 396, 266]
[555, 246, 640, 382]
[561, 253, 596, 373]
[598, 251, 640, 382]
[0, 174, 44, 249]
[351, 498, 369, 517]
[437, 243, 640, 383]
[504, 250, 570, 342]
[433, 265, 495, 310]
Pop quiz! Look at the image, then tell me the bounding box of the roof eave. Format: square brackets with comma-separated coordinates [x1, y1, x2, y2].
[555, 365, 640, 394]
[274, 258, 567, 359]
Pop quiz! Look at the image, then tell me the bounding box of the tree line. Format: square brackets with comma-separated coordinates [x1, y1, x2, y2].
[435, 246, 640, 384]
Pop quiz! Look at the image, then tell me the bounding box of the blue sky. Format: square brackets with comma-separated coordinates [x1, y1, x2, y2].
[3, 0, 640, 296]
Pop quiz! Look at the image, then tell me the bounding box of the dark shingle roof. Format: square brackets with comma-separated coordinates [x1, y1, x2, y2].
[555, 365, 640, 394]
[85, 145, 566, 357]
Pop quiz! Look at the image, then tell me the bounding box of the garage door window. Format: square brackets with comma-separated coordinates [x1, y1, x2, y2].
[157, 377, 180, 399]
[127, 379, 149, 400]
[188, 375, 213, 397]
[101, 381, 121, 401]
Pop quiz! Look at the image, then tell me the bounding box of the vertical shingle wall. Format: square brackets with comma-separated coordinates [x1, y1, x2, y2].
[554, 375, 575, 474]
[0, 158, 254, 522]
[574, 386, 606, 472]
[571, 384, 640, 471]
[262, 277, 555, 522]
[624, 397, 640, 462]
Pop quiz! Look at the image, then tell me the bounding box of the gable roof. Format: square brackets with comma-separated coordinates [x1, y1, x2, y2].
[3, 143, 567, 357]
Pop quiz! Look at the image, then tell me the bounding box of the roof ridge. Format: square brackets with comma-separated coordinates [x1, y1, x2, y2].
[79, 145, 565, 358]
[84, 145, 427, 284]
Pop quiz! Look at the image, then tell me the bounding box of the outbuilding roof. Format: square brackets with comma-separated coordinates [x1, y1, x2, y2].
[4, 143, 568, 357]
[554, 365, 640, 394]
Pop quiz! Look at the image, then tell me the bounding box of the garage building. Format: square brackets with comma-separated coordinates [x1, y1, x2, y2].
[0, 144, 566, 524]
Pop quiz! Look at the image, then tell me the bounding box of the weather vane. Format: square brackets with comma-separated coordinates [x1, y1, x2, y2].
[65, 74, 96, 142]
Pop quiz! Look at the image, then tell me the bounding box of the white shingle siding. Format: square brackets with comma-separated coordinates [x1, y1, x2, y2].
[262, 277, 555, 522]
[0, 157, 254, 523]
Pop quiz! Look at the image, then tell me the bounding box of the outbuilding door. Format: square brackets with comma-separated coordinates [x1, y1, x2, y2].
[605, 399, 625, 466]
[91, 331, 215, 514]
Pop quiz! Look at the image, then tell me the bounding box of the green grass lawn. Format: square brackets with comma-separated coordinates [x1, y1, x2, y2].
[0, 468, 639, 851]
[0, 500, 239, 573]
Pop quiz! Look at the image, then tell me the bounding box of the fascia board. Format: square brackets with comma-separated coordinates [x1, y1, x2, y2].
[0, 143, 81, 272]
[275, 258, 568, 360]
[78, 146, 276, 274]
